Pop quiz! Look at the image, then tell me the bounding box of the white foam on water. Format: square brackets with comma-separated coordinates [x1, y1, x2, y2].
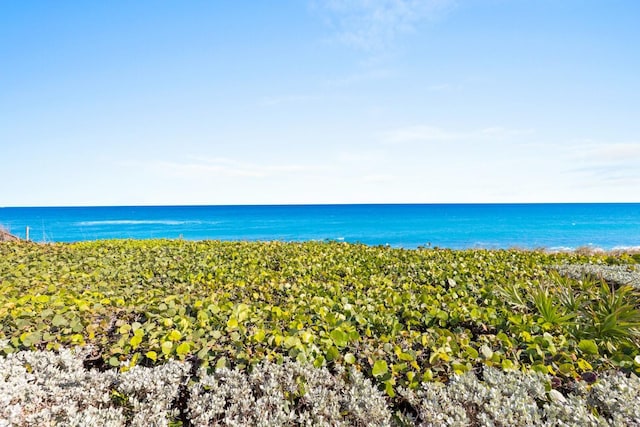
[547, 246, 575, 252]
[611, 245, 640, 251]
[76, 220, 207, 226]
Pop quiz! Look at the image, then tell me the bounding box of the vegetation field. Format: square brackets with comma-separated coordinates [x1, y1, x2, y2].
[1, 240, 639, 423]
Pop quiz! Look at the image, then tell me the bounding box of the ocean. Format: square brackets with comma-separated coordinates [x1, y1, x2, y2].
[1, 204, 639, 250]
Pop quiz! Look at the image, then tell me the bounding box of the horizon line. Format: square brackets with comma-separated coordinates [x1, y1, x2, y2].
[3, 201, 640, 209]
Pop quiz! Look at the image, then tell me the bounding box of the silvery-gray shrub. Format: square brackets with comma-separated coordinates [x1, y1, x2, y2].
[0, 346, 123, 426]
[398, 367, 639, 427]
[1, 345, 639, 426]
[187, 358, 392, 426]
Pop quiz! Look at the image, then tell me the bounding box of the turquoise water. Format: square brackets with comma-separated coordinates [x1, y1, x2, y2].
[1, 204, 639, 250]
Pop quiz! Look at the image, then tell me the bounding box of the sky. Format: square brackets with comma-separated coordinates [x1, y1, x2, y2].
[1, 0, 639, 206]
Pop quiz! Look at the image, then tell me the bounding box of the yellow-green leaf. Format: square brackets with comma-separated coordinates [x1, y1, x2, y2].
[330, 329, 348, 347]
[216, 357, 228, 369]
[325, 346, 340, 361]
[52, 314, 66, 327]
[168, 330, 182, 342]
[578, 339, 599, 355]
[452, 362, 468, 374]
[161, 341, 173, 355]
[34, 295, 50, 303]
[300, 330, 313, 343]
[398, 351, 414, 361]
[501, 359, 515, 370]
[253, 329, 266, 343]
[283, 336, 300, 349]
[227, 318, 238, 330]
[577, 358, 593, 371]
[372, 360, 388, 377]
[176, 342, 190, 356]
[313, 355, 326, 368]
[130, 334, 143, 349]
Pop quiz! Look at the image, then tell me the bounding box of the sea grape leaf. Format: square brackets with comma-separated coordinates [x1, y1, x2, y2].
[253, 329, 266, 343]
[299, 330, 313, 343]
[479, 344, 493, 359]
[501, 359, 515, 370]
[70, 320, 83, 333]
[34, 295, 50, 304]
[51, 314, 66, 327]
[130, 334, 143, 349]
[577, 358, 593, 371]
[161, 341, 173, 355]
[176, 342, 190, 356]
[398, 351, 415, 361]
[216, 357, 228, 369]
[579, 339, 599, 355]
[385, 380, 395, 397]
[452, 362, 468, 374]
[168, 330, 182, 341]
[325, 346, 340, 361]
[372, 360, 388, 377]
[313, 355, 326, 368]
[330, 329, 348, 347]
[227, 318, 238, 330]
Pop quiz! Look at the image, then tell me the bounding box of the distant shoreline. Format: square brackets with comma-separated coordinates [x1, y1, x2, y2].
[1, 235, 640, 258]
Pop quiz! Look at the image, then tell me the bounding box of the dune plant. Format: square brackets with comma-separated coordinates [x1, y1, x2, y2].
[530, 283, 576, 331]
[496, 281, 529, 313]
[1, 239, 639, 403]
[580, 281, 640, 346]
[2, 347, 640, 426]
[537, 272, 640, 371]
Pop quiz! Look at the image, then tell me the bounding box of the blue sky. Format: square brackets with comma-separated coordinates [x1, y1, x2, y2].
[1, 0, 639, 206]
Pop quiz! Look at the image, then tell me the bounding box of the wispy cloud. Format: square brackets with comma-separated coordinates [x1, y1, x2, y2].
[148, 157, 316, 179]
[573, 142, 640, 162]
[566, 142, 640, 188]
[383, 125, 534, 144]
[426, 83, 459, 92]
[312, 0, 456, 50]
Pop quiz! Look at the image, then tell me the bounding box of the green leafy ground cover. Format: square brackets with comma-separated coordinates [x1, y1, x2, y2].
[1, 240, 639, 400]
